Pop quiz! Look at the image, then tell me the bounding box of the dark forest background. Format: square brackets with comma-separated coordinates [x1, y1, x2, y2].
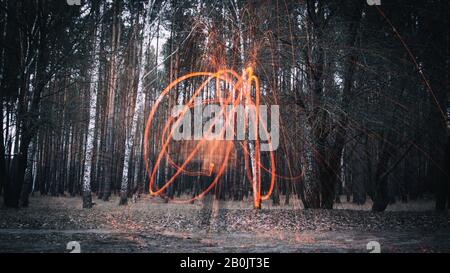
[0, 0, 448, 212]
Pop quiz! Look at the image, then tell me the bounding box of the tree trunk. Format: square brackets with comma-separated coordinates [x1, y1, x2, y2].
[82, 5, 101, 209]
[119, 3, 149, 206]
[103, 0, 120, 202]
[19, 140, 36, 207]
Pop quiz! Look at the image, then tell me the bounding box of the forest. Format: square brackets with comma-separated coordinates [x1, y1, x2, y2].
[0, 0, 449, 214]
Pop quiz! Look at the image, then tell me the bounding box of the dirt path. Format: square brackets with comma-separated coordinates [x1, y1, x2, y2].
[0, 228, 449, 253]
[0, 196, 449, 253]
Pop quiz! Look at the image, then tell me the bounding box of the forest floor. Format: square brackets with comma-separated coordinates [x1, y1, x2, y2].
[0, 195, 449, 253]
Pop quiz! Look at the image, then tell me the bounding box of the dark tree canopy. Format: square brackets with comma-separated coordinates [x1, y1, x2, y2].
[0, 0, 448, 213]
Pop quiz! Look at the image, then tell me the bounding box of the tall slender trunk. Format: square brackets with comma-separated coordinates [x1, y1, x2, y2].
[0, 103, 8, 199]
[103, 0, 120, 201]
[82, 6, 102, 208]
[234, 0, 261, 209]
[120, 9, 147, 205]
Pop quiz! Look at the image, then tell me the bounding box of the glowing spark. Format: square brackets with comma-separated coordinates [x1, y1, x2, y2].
[144, 67, 295, 207]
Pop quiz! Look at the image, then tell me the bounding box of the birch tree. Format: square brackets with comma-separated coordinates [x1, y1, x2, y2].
[82, 3, 102, 209]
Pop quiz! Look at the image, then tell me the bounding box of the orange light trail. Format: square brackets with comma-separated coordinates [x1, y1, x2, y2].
[144, 67, 285, 208]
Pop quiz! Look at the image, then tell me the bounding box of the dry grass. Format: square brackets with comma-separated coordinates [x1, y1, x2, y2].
[4, 193, 435, 212]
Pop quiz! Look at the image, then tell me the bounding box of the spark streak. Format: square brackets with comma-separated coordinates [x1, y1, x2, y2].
[144, 68, 278, 208]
